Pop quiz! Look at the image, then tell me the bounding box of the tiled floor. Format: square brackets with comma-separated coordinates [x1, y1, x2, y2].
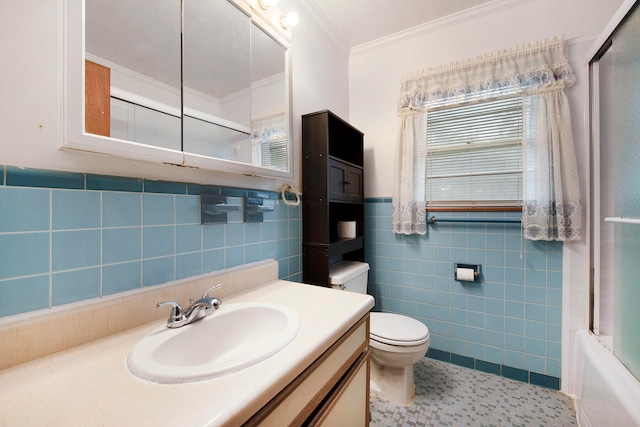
[370, 357, 577, 426]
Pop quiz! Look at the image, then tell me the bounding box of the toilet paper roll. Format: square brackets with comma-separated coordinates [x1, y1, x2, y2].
[337, 221, 356, 238]
[456, 267, 475, 281]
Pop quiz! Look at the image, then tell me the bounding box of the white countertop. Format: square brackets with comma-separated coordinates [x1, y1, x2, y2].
[0, 280, 374, 427]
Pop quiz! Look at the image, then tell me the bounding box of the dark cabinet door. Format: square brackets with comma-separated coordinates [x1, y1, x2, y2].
[329, 158, 362, 202]
[329, 159, 349, 200]
[346, 167, 363, 201]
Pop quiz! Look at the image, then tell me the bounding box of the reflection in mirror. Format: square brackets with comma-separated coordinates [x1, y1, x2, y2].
[250, 22, 288, 170]
[72, 0, 293, 177]
[183, 0, 252, 162]
[85, 0, 182, 151]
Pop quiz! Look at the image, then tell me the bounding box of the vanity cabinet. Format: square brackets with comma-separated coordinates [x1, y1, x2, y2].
[307, 350, 369, 426]
[0, 261, 375, 427]
[302, 110, 365, 287]
[246, 314, 370, 426]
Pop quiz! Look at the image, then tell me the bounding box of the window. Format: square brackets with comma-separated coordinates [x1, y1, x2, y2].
[393, 37, 579, 237]
[426, 96, 523, 209]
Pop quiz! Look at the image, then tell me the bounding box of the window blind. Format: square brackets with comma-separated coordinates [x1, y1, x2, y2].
[260, 133, 287, 170]
[426, 96, 523, 207]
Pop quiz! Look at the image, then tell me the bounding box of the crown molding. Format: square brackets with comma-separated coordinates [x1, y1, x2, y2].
[297, 0, 350, 55]
[351, 0, 535, 57]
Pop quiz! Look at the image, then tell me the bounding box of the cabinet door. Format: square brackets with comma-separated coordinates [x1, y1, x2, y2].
[307, 350, 370, 427]
[329, 159, 363, 202]
[328, 159, 348, 200]
[346, 167, 363, 201]
[246, 317, 369, 426]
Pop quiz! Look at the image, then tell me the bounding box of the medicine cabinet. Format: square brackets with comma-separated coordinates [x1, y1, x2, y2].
[64, 0, 293, 178]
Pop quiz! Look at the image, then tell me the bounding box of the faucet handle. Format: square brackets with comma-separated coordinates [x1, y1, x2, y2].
[202, 284, 222, 298]
[157, 301, 185, 321]
[210, 297, 222, 311]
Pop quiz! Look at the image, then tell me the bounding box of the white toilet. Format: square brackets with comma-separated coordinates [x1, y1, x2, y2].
[329, 261, 430, 405]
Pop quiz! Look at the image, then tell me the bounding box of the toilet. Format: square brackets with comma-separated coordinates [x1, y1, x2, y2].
[329, 261, 430, 405]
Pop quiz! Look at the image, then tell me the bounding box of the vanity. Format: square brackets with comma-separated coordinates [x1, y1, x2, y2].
[0, 260, 374, 426]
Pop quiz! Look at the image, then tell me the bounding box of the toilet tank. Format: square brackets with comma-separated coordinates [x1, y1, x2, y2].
[329, 261, 370, 293]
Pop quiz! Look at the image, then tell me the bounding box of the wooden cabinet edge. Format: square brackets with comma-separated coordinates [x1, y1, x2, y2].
[306, 349, 370, 426]
[244, 313, 370, 426]
[84, 60, 110, 137]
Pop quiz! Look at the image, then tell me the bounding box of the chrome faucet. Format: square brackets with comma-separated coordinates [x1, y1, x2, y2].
[157, 284, 222, 328]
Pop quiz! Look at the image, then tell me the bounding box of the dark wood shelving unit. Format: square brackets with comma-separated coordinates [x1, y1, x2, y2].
[302, 110, 365, 286]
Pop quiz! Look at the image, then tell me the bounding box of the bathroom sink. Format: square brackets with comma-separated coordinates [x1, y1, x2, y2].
[127, 302, 301, 384]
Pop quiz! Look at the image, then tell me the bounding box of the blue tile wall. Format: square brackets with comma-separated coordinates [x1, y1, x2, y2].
[365, 199, 562, 389]
[0, 166, 302, 318]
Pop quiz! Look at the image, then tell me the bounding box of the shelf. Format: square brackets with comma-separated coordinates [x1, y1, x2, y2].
[327, 155, 363, 169]
[329, 237, 364, 257]
[303, 237, 364, 257]
[302, 110, 365, 287]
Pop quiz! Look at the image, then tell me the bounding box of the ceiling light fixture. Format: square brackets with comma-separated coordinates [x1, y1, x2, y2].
[280, 11, 299, 29]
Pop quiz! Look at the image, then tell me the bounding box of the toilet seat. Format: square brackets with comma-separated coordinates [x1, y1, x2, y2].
[370, 312, 429, 347]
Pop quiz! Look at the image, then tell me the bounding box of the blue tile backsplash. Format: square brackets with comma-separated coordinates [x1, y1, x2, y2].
[364, 198, 562, 388]
[0, 166, 302, 318]
[0, 165, 562, 389]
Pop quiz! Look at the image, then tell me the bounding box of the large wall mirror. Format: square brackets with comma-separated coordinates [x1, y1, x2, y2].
[64, 0, 293, 178]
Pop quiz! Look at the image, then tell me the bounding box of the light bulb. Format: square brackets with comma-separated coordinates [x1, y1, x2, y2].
[280, 11, 299, 28]
[258, 0, 279, 9]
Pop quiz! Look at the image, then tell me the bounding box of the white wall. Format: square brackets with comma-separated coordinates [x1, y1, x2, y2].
[0, 0, 349, 193]
[347, 0, 624, 394]
[280, 0, 351, 118]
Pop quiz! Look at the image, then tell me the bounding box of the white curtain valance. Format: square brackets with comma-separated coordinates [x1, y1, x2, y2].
[392, 37, 582, 240]
[397, 37, 575, 114]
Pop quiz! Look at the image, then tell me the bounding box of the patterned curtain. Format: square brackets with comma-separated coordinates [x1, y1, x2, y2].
[522, 89, 582, 240]
[392, 37, 582, 240]
[392, 113, 428, 235]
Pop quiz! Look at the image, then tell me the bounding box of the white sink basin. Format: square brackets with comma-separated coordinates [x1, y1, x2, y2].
[127, 302, 301, 384]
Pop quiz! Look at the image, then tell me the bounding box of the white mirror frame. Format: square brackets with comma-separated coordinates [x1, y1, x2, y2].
[63, 0, 293, 179]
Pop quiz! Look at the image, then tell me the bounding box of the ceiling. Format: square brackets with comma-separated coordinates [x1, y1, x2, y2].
[86, 0, 286, 98]
[306, 0, 495, 48]
[84, 0, 497, 97]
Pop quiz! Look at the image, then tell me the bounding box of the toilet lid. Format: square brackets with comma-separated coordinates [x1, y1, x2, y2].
[370, 312, 429, 346]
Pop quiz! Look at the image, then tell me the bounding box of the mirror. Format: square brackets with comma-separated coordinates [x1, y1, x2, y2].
[182, 0, 251, 162]
[250, 23, 288, 170]
[66, 0, 292, 178]
[85, 0, 182, 151]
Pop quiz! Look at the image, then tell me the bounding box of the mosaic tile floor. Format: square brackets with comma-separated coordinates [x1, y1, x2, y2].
[370, 357, 577, 426]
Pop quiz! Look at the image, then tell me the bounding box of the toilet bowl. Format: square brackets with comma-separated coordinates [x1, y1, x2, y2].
[368, 312, 429, 404]
[329, 261, 430, 404]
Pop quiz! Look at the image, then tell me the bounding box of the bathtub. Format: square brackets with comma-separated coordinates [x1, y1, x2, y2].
[573, 330, 640, 427]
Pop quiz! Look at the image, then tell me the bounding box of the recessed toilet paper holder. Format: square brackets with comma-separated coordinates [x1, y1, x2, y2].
[454, 263, 480, 282]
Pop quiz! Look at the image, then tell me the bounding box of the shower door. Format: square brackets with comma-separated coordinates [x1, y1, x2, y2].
[590, 0, 640, 382]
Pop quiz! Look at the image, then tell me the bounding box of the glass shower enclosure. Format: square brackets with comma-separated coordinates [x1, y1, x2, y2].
[590, 0, 640, 382]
